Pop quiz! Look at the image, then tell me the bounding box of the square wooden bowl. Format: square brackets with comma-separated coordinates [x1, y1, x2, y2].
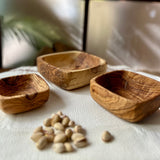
[37, 51, 106, 90]
[90, 70, 160, 122]
[0, 74, 49, 114]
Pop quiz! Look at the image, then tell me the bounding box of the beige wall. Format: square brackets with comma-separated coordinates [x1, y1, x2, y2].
[87, 1, 160, 73]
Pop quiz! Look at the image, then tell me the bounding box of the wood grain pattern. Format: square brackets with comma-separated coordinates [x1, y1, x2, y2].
[0, 74, 49, 114]
[37, 51, 106, 90]
[90, 70, 160, 122]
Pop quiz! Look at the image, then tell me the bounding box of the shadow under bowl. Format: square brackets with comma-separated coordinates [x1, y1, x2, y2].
[90, 70, 160, 122]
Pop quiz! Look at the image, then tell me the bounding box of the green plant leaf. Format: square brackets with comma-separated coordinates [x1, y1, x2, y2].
[2, 14, 66, 50]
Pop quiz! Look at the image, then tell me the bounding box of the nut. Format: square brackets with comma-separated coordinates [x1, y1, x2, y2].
[74, 137, 87, 148]
[64, 142, 74, 152]
[74, 125, 83, 133]
[54, 133, 67, 143]
[43, 118, 52, 127]
[44, 127, 54, 135]
[44, 127, 54, 140]
[65, 128, 73, 139]
[54, 122, 65, 131]
[31, 132, 44, 142]
[68, 120, 75, 127]
[71, 133, 85, 141]
[62, 116, 70, 127]
[101, 131, 112, 142]
[51, 114, 61, 126]
[53, 143, 65, 153]
[33, 126, 43, 133]
[36, 136, 48, 150]
[45, 134, 54, 142]
[57, 111, 63, 116]
[55, 130, 65, 135]
[44, 127, 54, 142]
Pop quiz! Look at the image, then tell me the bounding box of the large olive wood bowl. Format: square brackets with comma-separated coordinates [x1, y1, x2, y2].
[37, 51, 106, 90]
[90, 70, 160, 122]
[0, 74, 49, 114]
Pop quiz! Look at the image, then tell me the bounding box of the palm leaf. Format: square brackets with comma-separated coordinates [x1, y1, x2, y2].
[2, 14, 65, 50]
[1, 0, 80, 50]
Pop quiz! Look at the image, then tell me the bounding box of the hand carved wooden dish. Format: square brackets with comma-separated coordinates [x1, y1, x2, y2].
[90, 70, 160, 122]
[0, 74, 49, 114]
[37, 51, 106, 90]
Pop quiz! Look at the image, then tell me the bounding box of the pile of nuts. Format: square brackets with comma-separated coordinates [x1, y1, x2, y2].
[31, 111, 88, 153]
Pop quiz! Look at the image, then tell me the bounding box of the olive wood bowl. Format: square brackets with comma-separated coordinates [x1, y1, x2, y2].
[90, 70, 160, 122]
[37, 51, 106, 90]
[0, 74, 49, 114]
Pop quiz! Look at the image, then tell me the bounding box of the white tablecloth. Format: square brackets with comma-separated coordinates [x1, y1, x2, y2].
[0, 65, 160, 160]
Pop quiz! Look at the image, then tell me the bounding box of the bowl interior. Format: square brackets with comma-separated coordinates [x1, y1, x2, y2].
[95, 71, 160, 103]
[42, 52, 102, 70]
[0, 74, 48, 97]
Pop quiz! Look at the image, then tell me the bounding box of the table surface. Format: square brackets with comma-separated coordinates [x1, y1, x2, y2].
[0, 65, 160, 160]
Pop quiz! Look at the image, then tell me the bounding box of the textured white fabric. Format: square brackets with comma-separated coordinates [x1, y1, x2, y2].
[0, 66, 160, 160]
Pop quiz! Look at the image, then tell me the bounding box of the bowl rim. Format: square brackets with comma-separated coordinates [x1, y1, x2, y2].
[37, 50, 107, 73]
[0, 73, 49, 99]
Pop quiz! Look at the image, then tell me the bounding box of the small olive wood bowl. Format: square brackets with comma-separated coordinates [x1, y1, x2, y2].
[0, 74, 49, 114]
[37, 51, 106, 90]
[90, 70, 160, 122]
